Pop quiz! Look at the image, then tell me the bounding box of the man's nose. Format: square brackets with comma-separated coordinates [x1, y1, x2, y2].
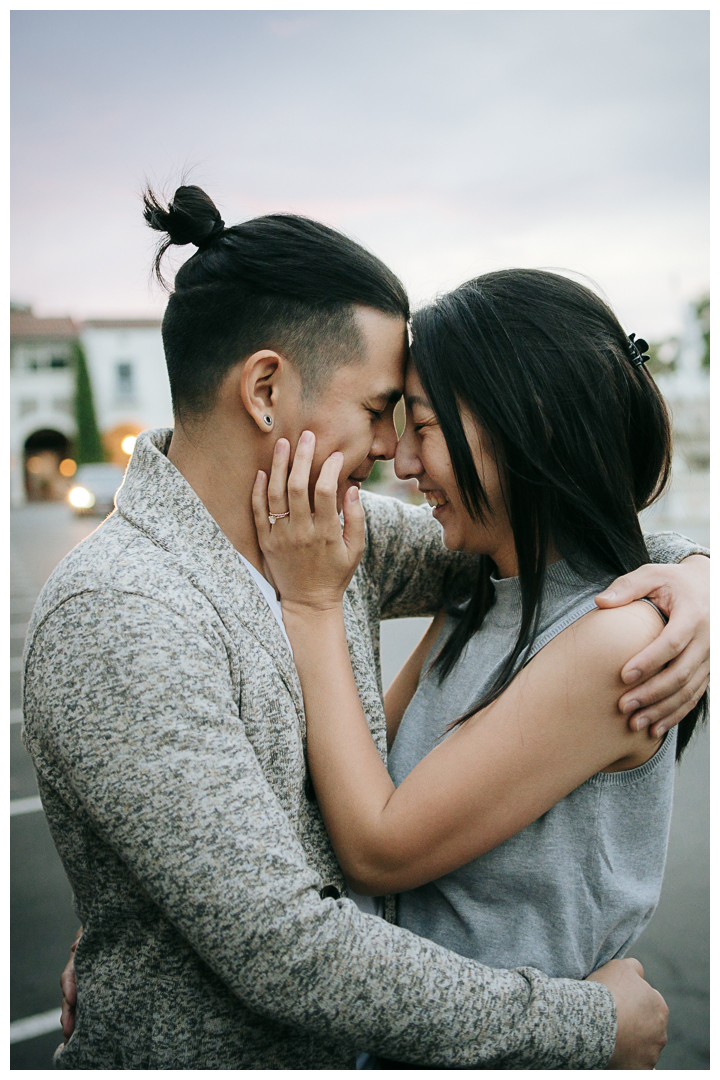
[371, 416, 399, 462]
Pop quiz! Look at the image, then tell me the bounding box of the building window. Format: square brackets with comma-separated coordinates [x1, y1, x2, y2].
[18, 350, 71, 371]
[115, 361, 135, 399]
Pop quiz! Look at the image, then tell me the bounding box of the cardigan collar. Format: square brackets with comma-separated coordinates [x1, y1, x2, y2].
[115, 429, 303, 711]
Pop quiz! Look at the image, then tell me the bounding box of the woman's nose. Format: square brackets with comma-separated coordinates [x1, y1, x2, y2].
[394, 429, 422, 480]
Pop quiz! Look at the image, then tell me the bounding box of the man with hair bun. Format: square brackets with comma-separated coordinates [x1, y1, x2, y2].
[23, 186, 708, 1069]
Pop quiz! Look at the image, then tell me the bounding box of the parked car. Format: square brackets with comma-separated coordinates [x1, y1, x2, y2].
[68, 463, 127, 517]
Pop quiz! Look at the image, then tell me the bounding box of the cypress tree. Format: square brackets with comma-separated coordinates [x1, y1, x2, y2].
[695, 295, 709, 371]
[73, 340, 106, 464]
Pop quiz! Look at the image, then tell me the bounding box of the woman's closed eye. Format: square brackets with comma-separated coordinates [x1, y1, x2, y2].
[411, 413, 437, 434]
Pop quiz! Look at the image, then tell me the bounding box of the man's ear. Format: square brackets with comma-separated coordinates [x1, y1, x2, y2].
[239, 350, 284, 433]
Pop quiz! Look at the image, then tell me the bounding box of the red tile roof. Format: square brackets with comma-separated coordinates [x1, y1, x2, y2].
[10, 312, 78, 342]
[82, 319, 162, 329]
[10, 310, 163, 340]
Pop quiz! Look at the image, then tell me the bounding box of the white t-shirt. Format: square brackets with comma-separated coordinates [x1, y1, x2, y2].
[236, 552, 382, 920]
[237, 553, 293, 655]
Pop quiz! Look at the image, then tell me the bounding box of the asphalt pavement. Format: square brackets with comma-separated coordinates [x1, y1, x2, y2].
[10, 502, 709, 1069]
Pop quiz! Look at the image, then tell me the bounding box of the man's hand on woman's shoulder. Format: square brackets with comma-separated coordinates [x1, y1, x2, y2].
[596, 554, 710, 737]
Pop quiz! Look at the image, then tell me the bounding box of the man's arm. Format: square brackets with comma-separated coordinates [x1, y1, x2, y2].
[362, 491, 708, 620]
[362, 493, 709, 733]
[361, 492, 476, 618]
[57, 928, 667, 1069]
[25, 588, 616, 1070]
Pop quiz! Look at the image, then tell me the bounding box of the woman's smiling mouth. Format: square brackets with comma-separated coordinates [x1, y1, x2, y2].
[422, 490, 448, 510]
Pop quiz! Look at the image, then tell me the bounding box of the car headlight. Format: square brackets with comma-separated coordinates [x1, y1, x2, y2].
[69, 486, 96, 509]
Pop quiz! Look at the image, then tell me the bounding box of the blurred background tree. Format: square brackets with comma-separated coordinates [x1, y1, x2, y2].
[646, 292, 709, 377]
[73, 341, 106, 464]
[695, 294, 709, 370]
[645, 337, 679, 376]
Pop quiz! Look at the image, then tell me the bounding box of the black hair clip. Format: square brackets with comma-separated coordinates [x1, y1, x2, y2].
[627, 333, 650, 368]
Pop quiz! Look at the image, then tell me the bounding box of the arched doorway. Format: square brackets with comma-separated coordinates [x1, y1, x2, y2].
[24, 429, 71, 501]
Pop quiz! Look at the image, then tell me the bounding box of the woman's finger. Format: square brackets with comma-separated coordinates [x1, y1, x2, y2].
[287, 430, 315, 525]
[251, 470, 272, 545]
[342, 484, 366, 562]
[267, 439, 290, 517]
[619, 617, 695, 686]
[60, 930, 80, 1041]
[313, 452, 344, 532]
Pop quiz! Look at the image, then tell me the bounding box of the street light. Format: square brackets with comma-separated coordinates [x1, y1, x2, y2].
[68, 486, 95, 509]
[121, 435, 137, 456]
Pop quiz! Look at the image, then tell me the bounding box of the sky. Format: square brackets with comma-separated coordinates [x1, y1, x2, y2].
[11, 10, 709, 341]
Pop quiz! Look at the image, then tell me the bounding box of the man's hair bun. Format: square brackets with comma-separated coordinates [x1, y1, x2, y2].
[143, 185, 225, 284]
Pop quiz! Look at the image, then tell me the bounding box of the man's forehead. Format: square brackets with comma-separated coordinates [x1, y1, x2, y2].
[330, 361, 403, 401]
[371, 386, 403, 405]
[349, 351, 405, 399]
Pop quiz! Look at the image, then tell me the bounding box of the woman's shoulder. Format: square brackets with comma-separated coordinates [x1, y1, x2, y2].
[565, 599, 665, 665]
[521, 601, 666, 768]
[532, 599, 664, 696]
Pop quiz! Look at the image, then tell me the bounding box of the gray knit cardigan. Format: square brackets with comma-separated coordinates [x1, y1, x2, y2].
[22, 429, 703, 1069]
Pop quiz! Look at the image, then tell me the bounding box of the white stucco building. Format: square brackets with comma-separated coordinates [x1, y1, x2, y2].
[641, 305, 710, 547]
[80, 319, 173, 460]
[10, 306, 171, 506]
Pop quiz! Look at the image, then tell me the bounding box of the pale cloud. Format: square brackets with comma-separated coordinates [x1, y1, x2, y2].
[11, 10, 708, 339]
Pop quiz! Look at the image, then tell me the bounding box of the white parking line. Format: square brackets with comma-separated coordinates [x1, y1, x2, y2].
[10, 709, 23, 724]
[10, 796, 43, 817]
[10, 656, 24, 673]
[10, 1007, 62, 1044]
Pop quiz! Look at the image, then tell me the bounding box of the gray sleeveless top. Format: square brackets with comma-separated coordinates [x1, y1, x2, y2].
[388, 560, 676, 980]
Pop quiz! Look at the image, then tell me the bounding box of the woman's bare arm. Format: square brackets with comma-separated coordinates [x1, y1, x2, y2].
[283, 598, 665, 896]
[252, 439, 668, 898]
[384, 612, 445, 748]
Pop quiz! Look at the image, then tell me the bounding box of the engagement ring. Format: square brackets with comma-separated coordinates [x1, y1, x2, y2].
[268, 511, 290, 526]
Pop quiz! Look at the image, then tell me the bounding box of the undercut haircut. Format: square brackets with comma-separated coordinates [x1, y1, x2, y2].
[143, 185, 409, 417]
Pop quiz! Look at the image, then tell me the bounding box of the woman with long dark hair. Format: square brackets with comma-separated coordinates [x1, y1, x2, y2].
[252, 269, 707, 1064]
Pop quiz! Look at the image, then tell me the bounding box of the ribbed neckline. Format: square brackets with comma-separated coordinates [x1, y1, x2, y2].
[489, 559, 595, 623]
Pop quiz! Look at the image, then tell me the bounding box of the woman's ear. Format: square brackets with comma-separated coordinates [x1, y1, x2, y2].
[240, 350, 284, 433]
